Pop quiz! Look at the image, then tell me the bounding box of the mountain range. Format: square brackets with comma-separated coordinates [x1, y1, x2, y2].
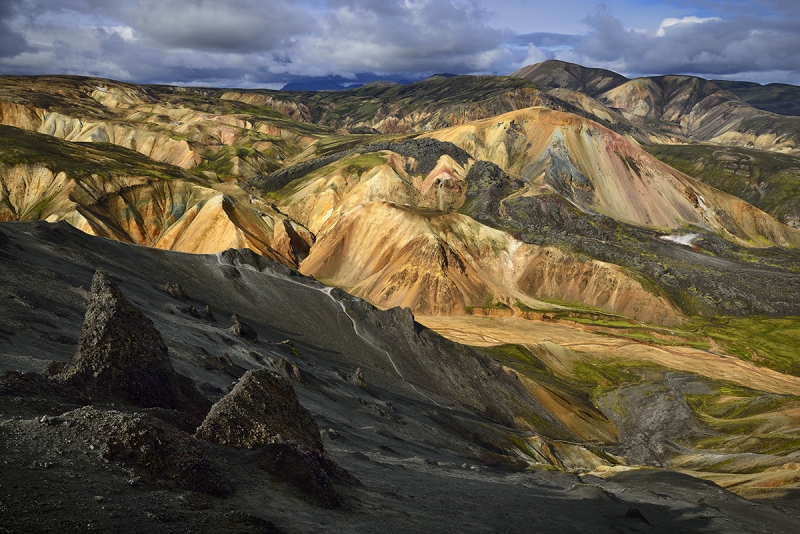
[2, 60, 800, 532]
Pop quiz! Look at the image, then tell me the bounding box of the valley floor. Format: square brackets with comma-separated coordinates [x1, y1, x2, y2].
[417, 315, 800, 396]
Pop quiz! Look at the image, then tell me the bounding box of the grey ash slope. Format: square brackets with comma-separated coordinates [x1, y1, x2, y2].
[0, 220, 798, 533]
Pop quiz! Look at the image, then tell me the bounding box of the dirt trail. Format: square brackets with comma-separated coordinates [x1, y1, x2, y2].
[417, 315, 800, 396]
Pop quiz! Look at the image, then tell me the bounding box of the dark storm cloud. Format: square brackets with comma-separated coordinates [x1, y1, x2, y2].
[559, 5, 800, 80]
[293, 0, 508, 75]
[0, 0, 518, 86]
[0, 0, 31, 58]
[124, 0, 310, 53]
[2, 0, 800, 87]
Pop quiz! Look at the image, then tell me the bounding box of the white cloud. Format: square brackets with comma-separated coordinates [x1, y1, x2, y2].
[521, 43, 548, 67]
[102, 25, 136, 42]
[0, 0, 799, 86]
[558, 7, 800, 84]
[656, 16, 721, 37]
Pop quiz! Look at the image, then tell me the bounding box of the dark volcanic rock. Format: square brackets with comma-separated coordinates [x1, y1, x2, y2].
[41, 359, 66, 376]
[0, 370, 87, 406]
[387, 137, 471, 175]
[265, 355, 304, 383]
[231, 313, 258, 341]
[462, 160, 522, 226]
[246, 137, 471, 193]
[349, 367, 369, 391]
[196, 370, 348, 507]
[184, 305, 202, 318]
[195, 369, 323, 453]
[204, 352, 247, 378]
[624, 507, 650, 524]
[64, 406, 232, 496]
[221, 247, 272, 271]
[164, 282, 189, 299]
[249, 440, 342, 508]
[58, 271, 210, 418]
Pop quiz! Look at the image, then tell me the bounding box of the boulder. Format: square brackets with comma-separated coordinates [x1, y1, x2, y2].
[349, 367, 369, 392]
[266, 355, 304, 383]
[164, 282, 189, 299]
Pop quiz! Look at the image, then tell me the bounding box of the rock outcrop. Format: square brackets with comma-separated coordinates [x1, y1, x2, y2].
[349, 367, 368, 391]
[164, 282, 189, 299]
[195, 369, 346, 507]
[195, 369, 322, 452]
[57, 271, 210, 418]
[230, 313, 258, 341]
[65, 406, 232, 496]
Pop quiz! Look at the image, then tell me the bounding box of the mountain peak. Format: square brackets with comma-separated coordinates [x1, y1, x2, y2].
[512, 60, 629, 96]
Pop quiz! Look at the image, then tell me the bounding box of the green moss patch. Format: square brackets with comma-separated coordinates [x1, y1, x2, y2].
[643, 143, 800, 225]
[0, 124, 193, 183]
[685, 383, 800, 454]
[691, 316, 800, 377]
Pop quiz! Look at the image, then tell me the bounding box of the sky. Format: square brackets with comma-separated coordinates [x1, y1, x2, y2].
[1, 0, 799, 89]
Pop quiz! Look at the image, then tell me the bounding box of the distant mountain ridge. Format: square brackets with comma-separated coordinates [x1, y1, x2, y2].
[712, 79, 800, 116]
[512, 60, 800, 156]
[281, 80, 360, 91]
[513, 60, 629, 96]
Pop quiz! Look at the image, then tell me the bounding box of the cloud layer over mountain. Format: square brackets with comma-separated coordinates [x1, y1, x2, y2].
[1, 0, 799, 87]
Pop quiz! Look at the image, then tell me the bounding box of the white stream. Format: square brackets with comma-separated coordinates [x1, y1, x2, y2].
[215, 254, 445, 407]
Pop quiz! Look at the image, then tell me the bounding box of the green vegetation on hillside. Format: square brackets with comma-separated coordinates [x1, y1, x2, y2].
[261, 75, 539, 129]
[0, 124, 193, 182]
[692, 316, 800, 377]
[307, 75, 536, 108]
[643, 143, 800, 225]
[543, 307, 800, 378]
[686, 384, 800, 455]
[713, 79, 800, 116]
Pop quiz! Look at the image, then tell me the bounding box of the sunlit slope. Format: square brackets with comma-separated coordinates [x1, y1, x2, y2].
[644, 143, 800, 229]
[0, 75, 322, 180]
[427, 107, 800, 247]
[0, 126, 310, 265]
[262, 144, 681, 322]
[514, 60, 800, 155]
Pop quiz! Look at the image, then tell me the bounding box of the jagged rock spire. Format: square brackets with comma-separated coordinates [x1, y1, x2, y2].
[58, 270, 209, 417]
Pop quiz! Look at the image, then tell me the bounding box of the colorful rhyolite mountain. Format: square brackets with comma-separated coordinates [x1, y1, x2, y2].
[1, 65, 800, 325]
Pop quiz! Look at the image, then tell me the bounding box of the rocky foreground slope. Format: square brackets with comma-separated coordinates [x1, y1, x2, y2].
[1, 220, 799, 533]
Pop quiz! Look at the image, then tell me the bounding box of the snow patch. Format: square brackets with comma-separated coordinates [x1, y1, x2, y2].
[660, 233, 699, 246]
